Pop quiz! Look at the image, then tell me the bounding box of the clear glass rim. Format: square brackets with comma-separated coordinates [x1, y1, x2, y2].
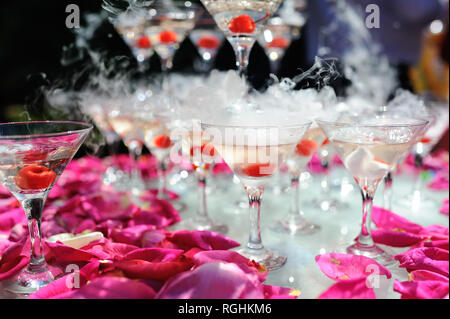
[201, 120, 313, 130]
[315, 117, 429, 129]
[0, 121, 93, 140]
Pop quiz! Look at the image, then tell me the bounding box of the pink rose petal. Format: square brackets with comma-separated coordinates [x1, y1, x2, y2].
[371, 229, 424, 247]
[315, 253, 392, 281]
[156, 263, 264, 299]
[318, 277, 376, 299]
[372, 206, 424, 234]
[394, 279, 449, 299]
[409, 269, 449, 282]
[193, 250, 268, 282]
[70, 276, 156, 299]
[164, 230, 240, 251]
[395, 247, 449, 277]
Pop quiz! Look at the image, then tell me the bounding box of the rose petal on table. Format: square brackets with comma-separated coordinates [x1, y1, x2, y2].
[113, 259, 192, 281]
[193, 250, 268, 282]
[440, 199, 449, 216]
[372, 229, 424, 247]
[372, 206, 424, 234]
[123, 247, 185, 262]
[393, 279, 449, 299]
[27, 274, 75, 299]
[85, 240, 139, 260]
[156, 263, 264, 299]
[0, 237, 29, 280]
[164, 230, 240, 251]
[45, 241, 99, 264]
[318, 276, 376, 299]
[262, 285, 299, 299]
[409, 269, 449, 282]
[0, 208, 25, 232]
[395, 247, 449, 277]
[110, 225, 164, 248]
[419, 225, 449, 241]
[129, 201, 181, 229]
[70, 276, 156, 299]
[315, 253, 392, 281]
[423, 240, 449, 251]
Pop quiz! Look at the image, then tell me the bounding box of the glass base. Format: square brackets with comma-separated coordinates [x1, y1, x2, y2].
[237, 247, 287, 271]
[310, 197, 348, 212]
[174, 217, 228, 235]
[1, 267, 54, 297]
[346, 243, 397, 267]
[270, 214, 320, 236]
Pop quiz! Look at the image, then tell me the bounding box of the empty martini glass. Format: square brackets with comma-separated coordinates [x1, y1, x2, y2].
[202, 120, 311, 270]
[0, 121, 92, 295]
[200, 0, 283, 79]
[271, 126, 325, 235]
[317, 116, 428, 266]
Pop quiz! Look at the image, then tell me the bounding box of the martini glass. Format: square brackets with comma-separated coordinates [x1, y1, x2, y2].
[175, 125, 228, 233]
[108, 99, 150, 198]
[142, 113, 174, 201]
[310, 139, 348, 212]
[317, 116, 428, 266]
[202, 121, 311, 270]
[258, 16, 300, 74]
[271, 126, 325, 235]
[190, 28, 224, 73]
[79, 94, 124, 187]
[398, 100, 449, 211]
[113, 9, 155, 72]
[0, 121, 92, 295]
[200, 0, 283, 79]
[145, 1, 198, 88]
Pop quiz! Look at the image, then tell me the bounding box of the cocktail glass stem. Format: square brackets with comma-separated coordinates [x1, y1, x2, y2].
[161, 56, 174, 94]
[195, 169, 212, 222]
[247, 186, 264, 251]
[412, 153, 425, 195]
[356, 188, 375, 248]
[18, 197, 53, 288]
[319, 156, 331, 195]
[383, 171, 393, 211]
[128, 140, 144, 196]
[346, 182, 395, 266]
[290, 175, 301, 217]
[157, 158, 169, 200]
[234, 44, 250, 79]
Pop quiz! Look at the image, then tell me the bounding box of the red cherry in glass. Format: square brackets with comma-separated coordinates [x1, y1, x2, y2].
[242, 163, 275, 177]
[229, 15, 256, 34]
[295, 139, 318, 157]
[136, 36, 152, 49]
[198, 36, 220, 49]
[153, 135, 172, 148]
[15, 165, 56, 190]
[159, 30, 178, 44]
[268, 37, 289, 49]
